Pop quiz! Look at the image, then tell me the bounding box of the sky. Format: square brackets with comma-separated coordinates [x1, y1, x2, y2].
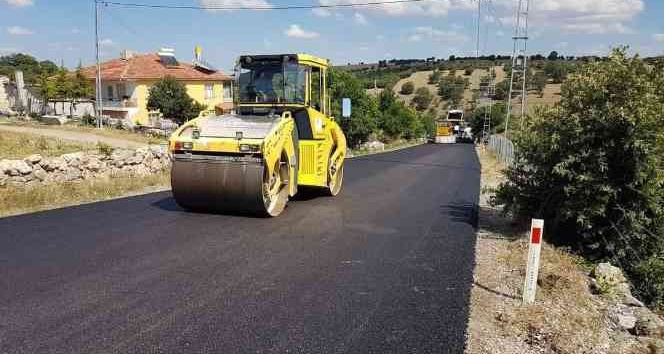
[0, 0, 662, 72]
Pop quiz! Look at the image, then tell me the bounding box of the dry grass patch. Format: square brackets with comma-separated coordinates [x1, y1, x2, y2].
[0, 131, 95, 159]
[498, 241, 610, 354]
[0, 171, 170, 217]
[6, 121, 165, 145]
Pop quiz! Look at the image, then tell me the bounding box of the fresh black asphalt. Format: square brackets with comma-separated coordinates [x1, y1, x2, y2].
[0, 143, 481, 354]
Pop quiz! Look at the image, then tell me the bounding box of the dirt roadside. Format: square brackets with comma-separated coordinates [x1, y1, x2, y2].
[466, 147, 659, 354]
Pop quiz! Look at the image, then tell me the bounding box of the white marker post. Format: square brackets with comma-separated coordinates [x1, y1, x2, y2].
[523, 219, 544, 304]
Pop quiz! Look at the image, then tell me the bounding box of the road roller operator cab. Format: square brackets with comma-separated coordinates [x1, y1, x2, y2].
[168, 53, 347, 217]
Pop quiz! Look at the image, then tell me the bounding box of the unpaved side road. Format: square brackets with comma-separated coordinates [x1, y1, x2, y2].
[0, 124, 147, 149]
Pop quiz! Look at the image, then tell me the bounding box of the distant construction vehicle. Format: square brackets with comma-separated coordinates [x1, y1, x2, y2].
[435, 109, 466, 144]
[168, 54, 347, 216]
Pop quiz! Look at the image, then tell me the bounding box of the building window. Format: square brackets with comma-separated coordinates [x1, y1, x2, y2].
[223, 82, 232, 101]
[107, 85, 114, 100]
[205, 83, 214, 99]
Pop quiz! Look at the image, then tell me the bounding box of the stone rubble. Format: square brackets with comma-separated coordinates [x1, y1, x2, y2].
[0, 147, 170, 187]
[592, 262, 664, 338]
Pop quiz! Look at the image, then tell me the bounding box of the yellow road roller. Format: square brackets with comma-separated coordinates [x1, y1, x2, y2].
[168, 53, 347, 216]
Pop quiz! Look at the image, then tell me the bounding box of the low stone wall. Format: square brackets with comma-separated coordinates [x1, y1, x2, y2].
[0, 147, 171, 187]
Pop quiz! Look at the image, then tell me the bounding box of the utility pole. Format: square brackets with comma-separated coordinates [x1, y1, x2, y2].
[504, 0, 530, 139]
[94, 0, 103, 128]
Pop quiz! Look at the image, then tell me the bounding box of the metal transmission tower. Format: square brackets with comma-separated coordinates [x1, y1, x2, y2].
[474, 0, 495, 145]
[504, 0, 530, 139]
[480, 69, 495, 145]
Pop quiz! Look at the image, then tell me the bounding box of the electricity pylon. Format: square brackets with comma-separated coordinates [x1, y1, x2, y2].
[504, 0, 530, 139]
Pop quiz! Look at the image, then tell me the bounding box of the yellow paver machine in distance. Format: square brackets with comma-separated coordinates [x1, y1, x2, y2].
[434, 109, 464, 144]
[168, 53, 347, 216]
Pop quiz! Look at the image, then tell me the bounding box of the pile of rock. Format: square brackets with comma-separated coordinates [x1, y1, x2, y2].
[591, 262, 664, 338]
[0, 147, 171, 187]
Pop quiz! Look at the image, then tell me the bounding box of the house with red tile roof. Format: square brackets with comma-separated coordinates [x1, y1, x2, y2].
[82, 48, 233, 125]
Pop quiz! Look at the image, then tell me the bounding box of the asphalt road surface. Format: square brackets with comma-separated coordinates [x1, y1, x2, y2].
[0, 143, 481, 354]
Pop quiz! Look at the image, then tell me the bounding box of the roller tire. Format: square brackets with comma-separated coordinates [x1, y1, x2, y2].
[325, 157, 344, 197]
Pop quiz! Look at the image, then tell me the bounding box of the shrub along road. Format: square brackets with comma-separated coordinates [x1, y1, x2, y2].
[0, 144, 480, 353]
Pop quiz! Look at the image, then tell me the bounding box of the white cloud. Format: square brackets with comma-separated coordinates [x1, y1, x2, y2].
[318, 0, 472, 17]
[100, 38, 115, 46]
[492, 0, 643, 35]
[376, 34, 385, 40]
[311, 8, 331, 17]
[71, 28, 80, 34]
[652, 34, 664, 42]
[562, 22, 633, 34]
[407, 26, 468, 42]
[1, 0, 33, 7]
[197, 0, 271, 11]
[354, 12, 368, 25]
[7, 26, 33, 35]
[285, 24, 319, 39]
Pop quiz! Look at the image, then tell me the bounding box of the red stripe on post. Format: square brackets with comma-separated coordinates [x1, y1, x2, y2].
[531, 228, 542, 244]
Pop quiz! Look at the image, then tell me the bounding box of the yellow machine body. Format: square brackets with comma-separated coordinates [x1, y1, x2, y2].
[168, 53, 346, 216]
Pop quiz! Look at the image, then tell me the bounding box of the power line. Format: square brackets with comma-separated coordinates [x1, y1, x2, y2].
[97, 0, 430, 11]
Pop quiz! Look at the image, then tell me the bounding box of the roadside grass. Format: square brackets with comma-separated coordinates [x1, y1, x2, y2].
[0, 171, 170, 217]
[498, 241, 608, 354]
[4, 121, 165, 145]
[0, 131, 95, 159]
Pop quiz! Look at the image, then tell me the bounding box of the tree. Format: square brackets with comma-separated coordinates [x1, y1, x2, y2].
[0, 53, 59, 85]
[493, 80, 510, 101]
[547, 51, 560, 61]
[467, 102, 506, 138]
[411, 87, 433, 111]
[493, 48, 664, 308]
[54, 68, 72, 114]
[437, 72, 468, 107]
[400, 81, 415, 95]
[530, 71, 548, 97]
[428, 70, 441, 84]
[69, 65, 93, 117]
[329, 69, 379, 147]
[146, 76, 206, 124]
[544, 61, 568, 83]
[37, 74, 56, 114]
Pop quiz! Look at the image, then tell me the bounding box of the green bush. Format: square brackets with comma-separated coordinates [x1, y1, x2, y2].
[146, 76, 206, 124]
[81, 113, 96, 126]
[493, 48, 664, 307]
[633, 255, 664, 309]
[428, 70, 441, 84]
[543, 61, 568, 83]
[467, 103, 506, 138]
[412, 87, 433, 111]
[438, 73, 468, 107]
[96, 142, 114, 157]
[400, 81, 415, 95]
[329, 69, 379, 147]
